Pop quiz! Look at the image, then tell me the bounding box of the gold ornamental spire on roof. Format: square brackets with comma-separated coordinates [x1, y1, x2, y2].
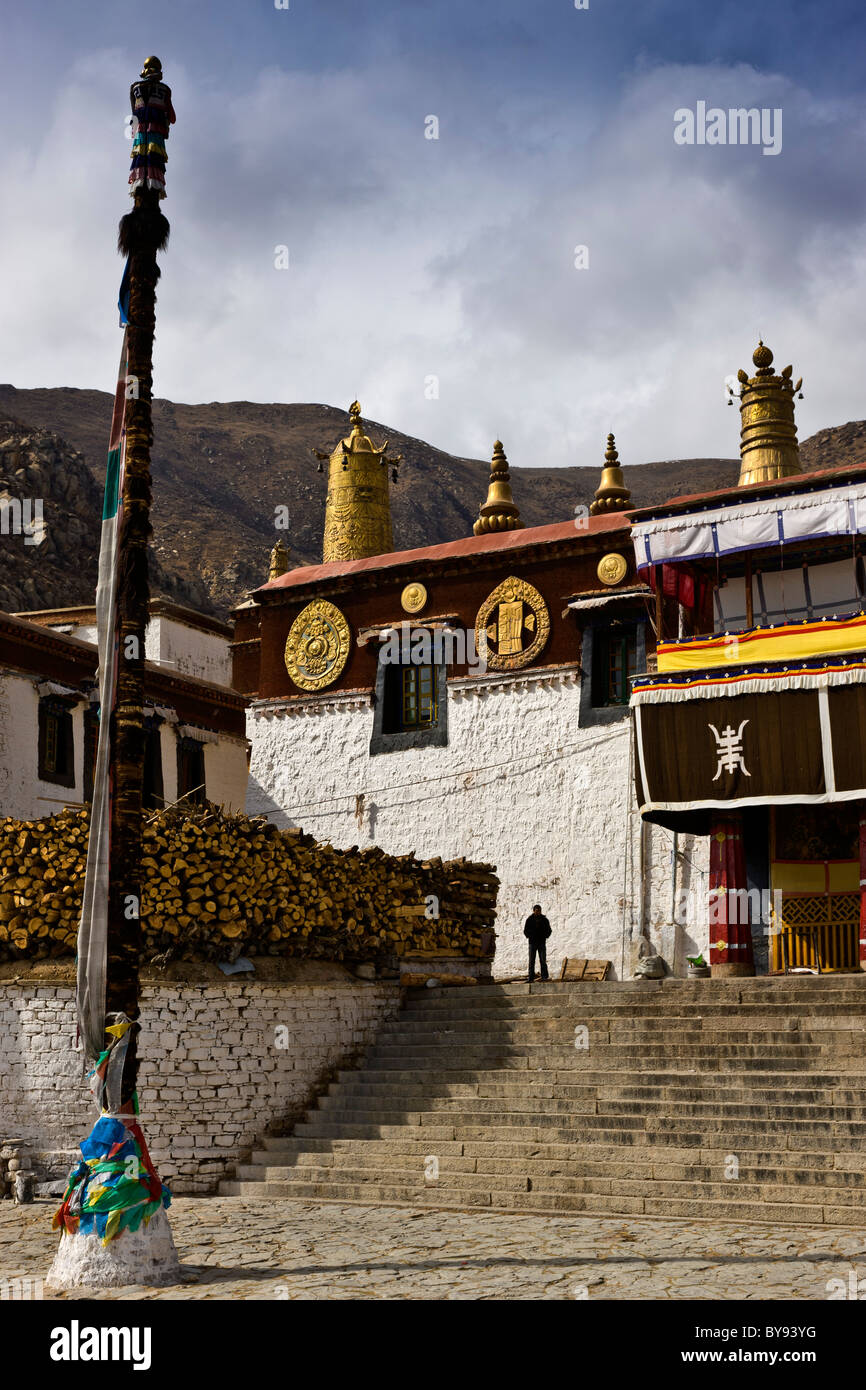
[731, 340, 803, 487]
[315, 401, 402, 563]
[268, 537, 290, 581]
[473, 439, 524, 536]
[589, 434, 631, 515]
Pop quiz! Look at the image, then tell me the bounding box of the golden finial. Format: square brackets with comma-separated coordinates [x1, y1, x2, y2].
[473, 440, 524, 536]
[589, 433, 631, 516]
[317, 400, 398, 562]
[732, 340, 803, 487]
[268, 537, 290, 581]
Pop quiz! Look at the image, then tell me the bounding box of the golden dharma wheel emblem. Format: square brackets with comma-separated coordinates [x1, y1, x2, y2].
[401, 582, 428, 614]
[285, 599, 351, 691]
[597, 552, 628, 586]
[475, 575, 550, 672]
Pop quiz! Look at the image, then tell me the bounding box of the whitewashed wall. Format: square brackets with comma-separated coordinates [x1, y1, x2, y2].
[246, 665, 710, 978]
[0, 976, 400, 1193]
[0, 669, 248, 820]
[0, 672, 86, 821]
[146, 617, 231, 686]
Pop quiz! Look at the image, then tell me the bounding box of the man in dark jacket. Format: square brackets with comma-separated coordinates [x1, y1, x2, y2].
[524, 905, 551, 983]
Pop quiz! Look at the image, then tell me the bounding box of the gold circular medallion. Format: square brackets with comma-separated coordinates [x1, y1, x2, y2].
[401, 582, 427, 614]
[285, 599, 351, 691]
[597, 552, 628, 586]
[474, 576, 550, 672]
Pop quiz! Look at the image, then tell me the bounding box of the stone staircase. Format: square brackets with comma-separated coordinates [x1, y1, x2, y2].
[219, 977, 866, 1226]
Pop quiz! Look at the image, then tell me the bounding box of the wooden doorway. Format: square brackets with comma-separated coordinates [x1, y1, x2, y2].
[769, 805, 860, 973]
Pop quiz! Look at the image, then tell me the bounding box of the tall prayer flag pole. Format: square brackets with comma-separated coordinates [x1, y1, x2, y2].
[47, 57, 180, 1289]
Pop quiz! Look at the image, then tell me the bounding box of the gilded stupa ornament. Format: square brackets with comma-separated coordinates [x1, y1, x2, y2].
[473, 440, 524, 536]
[315, 401, 402, 563]
[285, 599, 351, 691]
[475, 576, 550, 671]
[728, 340, 803, 487]
[589, 434, 631, 515]
[268, 537, 290, 581]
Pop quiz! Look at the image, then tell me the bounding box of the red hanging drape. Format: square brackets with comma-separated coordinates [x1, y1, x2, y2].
[858, 806, 866, 971]
[708, 812, 755, 972]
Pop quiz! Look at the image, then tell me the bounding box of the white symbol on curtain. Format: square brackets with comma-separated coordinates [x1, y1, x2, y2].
[709, 720, 751, 780]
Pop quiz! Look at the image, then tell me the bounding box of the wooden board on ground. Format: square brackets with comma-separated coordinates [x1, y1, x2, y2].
[560, 957, 611, 981]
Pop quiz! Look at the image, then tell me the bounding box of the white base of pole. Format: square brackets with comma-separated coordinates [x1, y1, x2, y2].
[46, 1208, 181, 1290]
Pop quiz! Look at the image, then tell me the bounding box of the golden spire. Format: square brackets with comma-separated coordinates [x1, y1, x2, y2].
[589, 434, 631, 515]
[473, 439, 524, 536]
[733, 340, 803, 487]
[317, 401, 402, 563]
[268, 537, 290, 581]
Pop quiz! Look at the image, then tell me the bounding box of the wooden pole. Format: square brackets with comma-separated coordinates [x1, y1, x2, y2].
[108, 64, 172, 1107]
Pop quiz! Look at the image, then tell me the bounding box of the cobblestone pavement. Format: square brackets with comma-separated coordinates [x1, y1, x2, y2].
[1, 1198, 865, 1300]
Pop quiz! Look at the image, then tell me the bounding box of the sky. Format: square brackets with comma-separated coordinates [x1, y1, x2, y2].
[2, 0, 865, 469]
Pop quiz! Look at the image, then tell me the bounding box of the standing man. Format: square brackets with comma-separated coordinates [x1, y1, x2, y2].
[524, 904, 551, 983]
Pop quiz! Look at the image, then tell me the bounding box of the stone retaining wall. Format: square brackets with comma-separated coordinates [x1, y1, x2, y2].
[0, 970, 400, 1194]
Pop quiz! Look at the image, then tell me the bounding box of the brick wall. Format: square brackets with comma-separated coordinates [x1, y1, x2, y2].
[0, 976, 400, 1194]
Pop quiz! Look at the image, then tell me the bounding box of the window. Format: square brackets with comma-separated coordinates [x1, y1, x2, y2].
[82, 707, 99, 802]
[143, 719, 165, 810]
[38, 699, 75, 788]
[370, 658, 448, 755]
[592, 625, 637, 707]
[176, 735, 206, 805]
[579, 618, 646, 727]
[401, 665, 437, 729]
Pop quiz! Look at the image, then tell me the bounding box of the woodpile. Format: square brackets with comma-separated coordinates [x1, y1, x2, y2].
[0, 805, 499, 964]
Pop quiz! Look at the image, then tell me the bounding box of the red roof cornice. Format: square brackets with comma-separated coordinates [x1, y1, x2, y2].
[254, 514, 631, 604]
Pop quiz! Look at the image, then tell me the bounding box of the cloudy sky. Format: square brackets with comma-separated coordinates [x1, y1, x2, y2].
[2, 0, 865, 468]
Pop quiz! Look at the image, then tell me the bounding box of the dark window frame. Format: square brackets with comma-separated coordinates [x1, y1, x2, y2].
[143, 716, 165, 810]
[176, 733, 206, 805]
[579, 618, 646, 727]
[82, 705, 100, 802]
[370, 655, 448, 756]
[37, 698, 76, 788]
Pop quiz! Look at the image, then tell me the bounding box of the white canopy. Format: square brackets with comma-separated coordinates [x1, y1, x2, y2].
[631, 482, 866, 567]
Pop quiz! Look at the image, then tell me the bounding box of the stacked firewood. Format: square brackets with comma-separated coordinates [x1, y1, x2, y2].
[0, 805, 498, 963]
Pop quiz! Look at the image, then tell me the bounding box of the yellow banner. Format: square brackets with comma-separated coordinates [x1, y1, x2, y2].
[657, 614, 866, 672]
[770, 860, 858, 893]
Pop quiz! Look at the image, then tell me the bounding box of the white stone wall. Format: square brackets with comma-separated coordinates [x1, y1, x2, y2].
[0, 978, 399, 1193]
[146, 617, 231, 686]
[246, 667, 710, 979]
[0, 672, 87, 820]
[202, 736, 249, 813]
[0, 669, 247, 820]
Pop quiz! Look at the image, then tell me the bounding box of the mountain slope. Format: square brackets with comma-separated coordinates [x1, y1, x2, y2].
[0, 384, 862, 616]
[0, 412, 213, 616]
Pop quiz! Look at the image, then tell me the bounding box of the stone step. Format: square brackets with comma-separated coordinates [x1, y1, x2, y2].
[336, 1067, 860, 1088]
[401, 1003, 866, 1021]
[315, 1094, 866, 1122]
[230, 1161, 866, 1207]
[375, 1023, 861, 1045]
[258, 1134, 866, 1170]
[242, 1150, 866, 1189]
[293, 1115, 866, 1144]
[363, 1048, 834, 1069]
[325, 1079, 858, 1104]
[216, 1177, 866, 1226]
[410, 981, 866, 1005]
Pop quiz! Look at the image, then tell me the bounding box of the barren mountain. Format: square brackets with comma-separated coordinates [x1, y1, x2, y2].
[0, 384, 862, 617]
[0, 412, 212, 616]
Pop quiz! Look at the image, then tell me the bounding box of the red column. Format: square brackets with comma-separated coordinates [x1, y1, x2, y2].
[708, 812, 756, 977]
[859, 806, 866, 971]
